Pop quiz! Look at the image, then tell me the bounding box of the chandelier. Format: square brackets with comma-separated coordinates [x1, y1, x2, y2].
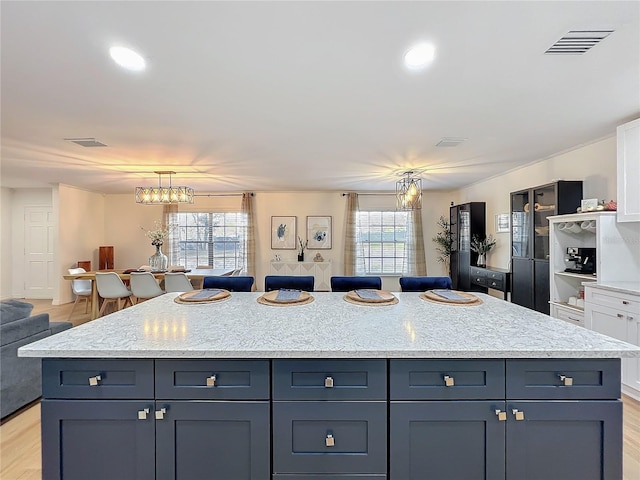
[396, 171, 422, 210]
[135, 171, 195, 205]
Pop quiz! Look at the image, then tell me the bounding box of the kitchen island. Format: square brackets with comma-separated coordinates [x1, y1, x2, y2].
[20, 292, 640, 480]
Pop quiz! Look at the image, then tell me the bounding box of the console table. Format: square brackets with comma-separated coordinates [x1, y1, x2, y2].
[269, 261, 332, 291]
[469, 265, 512, 300]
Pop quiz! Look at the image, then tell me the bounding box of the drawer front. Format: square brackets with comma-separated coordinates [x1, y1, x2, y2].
[469, 267, 486, 279]
[485, 278, 504, 290]
[273, 359, 386, 400]
[390, 359, 505, 400]
[552, 305, 585, 327]
[155, 359, 269, 400]
[506, 359, 620, 400]
[273, 401, 387, 474]
[274, 476, 386, 480]
[43, 359, 154, 399]
[486, 270, 506, 282]
[471, 275, 487, 286]
[586, 288, 640, 314]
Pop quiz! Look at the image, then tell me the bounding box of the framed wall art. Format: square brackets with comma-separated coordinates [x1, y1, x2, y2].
[495, 213, 510, 233]
[307, 216, 332, 249]
[271, 216, 296, 249]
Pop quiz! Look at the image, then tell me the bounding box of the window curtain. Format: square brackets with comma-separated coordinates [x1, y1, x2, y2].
[241, 192, 256, 290]
[404, 208, 427, 276]
[343, 193, 359, 275]
[163, 204, 180, 267]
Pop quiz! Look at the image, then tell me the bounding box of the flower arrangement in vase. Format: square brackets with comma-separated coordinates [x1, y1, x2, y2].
[470, 234, 496, 268]
[297, 236, 308, 262]
[141, 221, 175, 271]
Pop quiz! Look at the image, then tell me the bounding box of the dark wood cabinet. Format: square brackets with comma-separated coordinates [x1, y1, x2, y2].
[450, 202, 486, 291]
[510, 181, 582, 313]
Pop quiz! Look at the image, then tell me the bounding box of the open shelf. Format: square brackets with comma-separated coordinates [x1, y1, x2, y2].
[550, 301, 584, 313]
[554, 271, 597, 281]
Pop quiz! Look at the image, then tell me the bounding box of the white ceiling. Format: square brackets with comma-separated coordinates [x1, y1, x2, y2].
[1, 1, 638, 195]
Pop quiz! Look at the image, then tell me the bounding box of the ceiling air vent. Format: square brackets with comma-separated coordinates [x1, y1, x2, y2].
[436, 137, 466, 147]
[64, 137, 107, 147]
[545, 30, 614, 55]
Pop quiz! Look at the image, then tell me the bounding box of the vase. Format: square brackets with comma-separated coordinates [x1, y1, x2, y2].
[476, 253, 486, 268]
[149, 244, 168, 271]
[297, 253, 305, 262]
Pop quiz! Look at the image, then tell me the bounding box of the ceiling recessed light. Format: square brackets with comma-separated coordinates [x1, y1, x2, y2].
[404, 43, 436, 71]
[109, 46, 146, 72]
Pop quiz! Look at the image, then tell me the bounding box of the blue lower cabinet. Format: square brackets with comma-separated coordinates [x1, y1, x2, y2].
[41, 399, 155, 480]
[273, 401, 387, 476]
[506, 400, 622, 480]
[155, 401, 270, 480]
[390, 401, 506, 480]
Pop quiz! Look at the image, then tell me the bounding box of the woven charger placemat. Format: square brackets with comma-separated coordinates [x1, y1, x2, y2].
[343, 290, 399, 306]
[174, 289, 231, 304]
[257, 290, 315, 306]
[420, 290, 483, 306]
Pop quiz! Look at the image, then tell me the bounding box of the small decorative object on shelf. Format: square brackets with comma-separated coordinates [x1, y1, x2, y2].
[297, 236, 307, 262]
[142, 221, 174, 271]
[470, 234, 496, 268]
[313, 252, 324, 262]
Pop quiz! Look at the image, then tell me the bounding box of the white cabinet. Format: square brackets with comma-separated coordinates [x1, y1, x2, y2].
[585, 285, 640, 400]
[617, 118, 640, 222]
[548, 212, 640, 325]
[269, 261, 332, 291]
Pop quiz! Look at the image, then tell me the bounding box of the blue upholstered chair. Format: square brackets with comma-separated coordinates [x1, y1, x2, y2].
[202, 276, 254, 292]
[330, 276, 382, 292]
[399, 276, 453, 292]
[264, 275, 314, 292]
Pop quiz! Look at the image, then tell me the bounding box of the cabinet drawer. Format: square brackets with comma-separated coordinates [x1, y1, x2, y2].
[586, 288, 640, 315]
[486, 270, 505, 281]
[274, 476, 385, 480]
[552, 305, 585, 327]
[43, 359, 154, 399]
[390, 359, 505, 400]
[485, 278, 504, 290]
[469, 267, 486, 279]
[471, 275, 487, 286]
[273, 401, 387, 475]
[155, 359, 269, 400]
[273, 359, 386, 400]
[506, 359, 620, 399]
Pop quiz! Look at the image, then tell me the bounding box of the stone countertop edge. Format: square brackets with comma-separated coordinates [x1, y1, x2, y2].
[19, 291, 640, 359]
[583, 281, 640, 296]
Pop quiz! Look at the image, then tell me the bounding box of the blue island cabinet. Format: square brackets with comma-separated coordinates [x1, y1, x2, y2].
[41, 359, 270, 480]
[390, 358, 622, 480]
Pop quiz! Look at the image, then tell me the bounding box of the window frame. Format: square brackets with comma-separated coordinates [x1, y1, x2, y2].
[355, 210, 408, 276]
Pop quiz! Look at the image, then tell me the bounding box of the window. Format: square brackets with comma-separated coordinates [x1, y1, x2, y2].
[355, 210, 408, 275]
[172, 212, 247, 270]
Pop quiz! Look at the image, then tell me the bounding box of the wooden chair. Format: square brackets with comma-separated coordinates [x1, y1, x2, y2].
[67, 268, 92, 320]
[95, 272, 134, 316]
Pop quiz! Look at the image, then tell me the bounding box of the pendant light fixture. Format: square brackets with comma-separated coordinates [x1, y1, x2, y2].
[396, 171, 422, 210]
[135, 171, 195, 205]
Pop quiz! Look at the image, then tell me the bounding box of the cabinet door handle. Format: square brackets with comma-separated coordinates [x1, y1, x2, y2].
[623, 301, 630, 305]
[88, 375, 102, 386]
[206, 375, 217, 387]
[495, 409, 507, 421]
[325, 433, 335, 447]
[617, 314, 624, 318]
[137, 408, 150, 420]
[559, 375, 573, 386]
[629, 316, 635, 321]
[155, 408, 167, 420]
[512, 409, 525, 421]
[324, 376, 334, 388]
[444, 375, 455, 387]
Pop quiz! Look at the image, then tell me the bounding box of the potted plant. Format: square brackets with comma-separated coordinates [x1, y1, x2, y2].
[432, 216, 454, 274]
[470, 234, 496, 268]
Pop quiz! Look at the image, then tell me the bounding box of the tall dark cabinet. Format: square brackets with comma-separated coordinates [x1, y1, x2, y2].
[510, 181, 583, 314]
[450, 202, 486, 291]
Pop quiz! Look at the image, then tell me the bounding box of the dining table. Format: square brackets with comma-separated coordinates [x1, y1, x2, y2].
[62, 268, 236, 320]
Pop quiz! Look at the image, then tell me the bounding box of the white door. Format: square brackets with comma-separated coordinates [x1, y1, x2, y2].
[24, 206, 55, 298]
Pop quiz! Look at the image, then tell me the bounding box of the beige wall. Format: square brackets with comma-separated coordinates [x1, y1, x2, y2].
[1, 188, 13, 299]
[456, 135, 617, 269]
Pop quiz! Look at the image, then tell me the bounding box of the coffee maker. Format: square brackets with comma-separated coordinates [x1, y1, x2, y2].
[564, 247, 596, 275]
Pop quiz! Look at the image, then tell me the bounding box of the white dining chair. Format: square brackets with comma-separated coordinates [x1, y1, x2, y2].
[164, 272, 195, 293]
[67, 267, 92, 320]
[95, 272, 134, 317]
[129, 272, 165, 303]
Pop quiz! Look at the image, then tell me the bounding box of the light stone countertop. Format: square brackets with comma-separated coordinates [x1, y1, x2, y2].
[584, 282, 640, 296]
[19, 292, 640, 359]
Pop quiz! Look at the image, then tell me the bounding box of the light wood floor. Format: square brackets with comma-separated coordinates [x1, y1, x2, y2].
[1, 299, 639, 479]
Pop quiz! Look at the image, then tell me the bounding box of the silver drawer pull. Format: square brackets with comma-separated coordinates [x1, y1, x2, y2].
[324, 376, 334, 388]
[617, 314, 624, 318]
[138, 408, 150, 420]
[444, 375, 455, 387]
[495, 409, 507, 421]
[325, 433, 335, 447]
[491, 282, 497, 287]
[88, 375, 101, 386]
[155, 408, 167, 420]
[206, 375, 217, 387]
[559, 375, 573, 386]
[623, 301, 630, 305]
[512, 409, 525, 421]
